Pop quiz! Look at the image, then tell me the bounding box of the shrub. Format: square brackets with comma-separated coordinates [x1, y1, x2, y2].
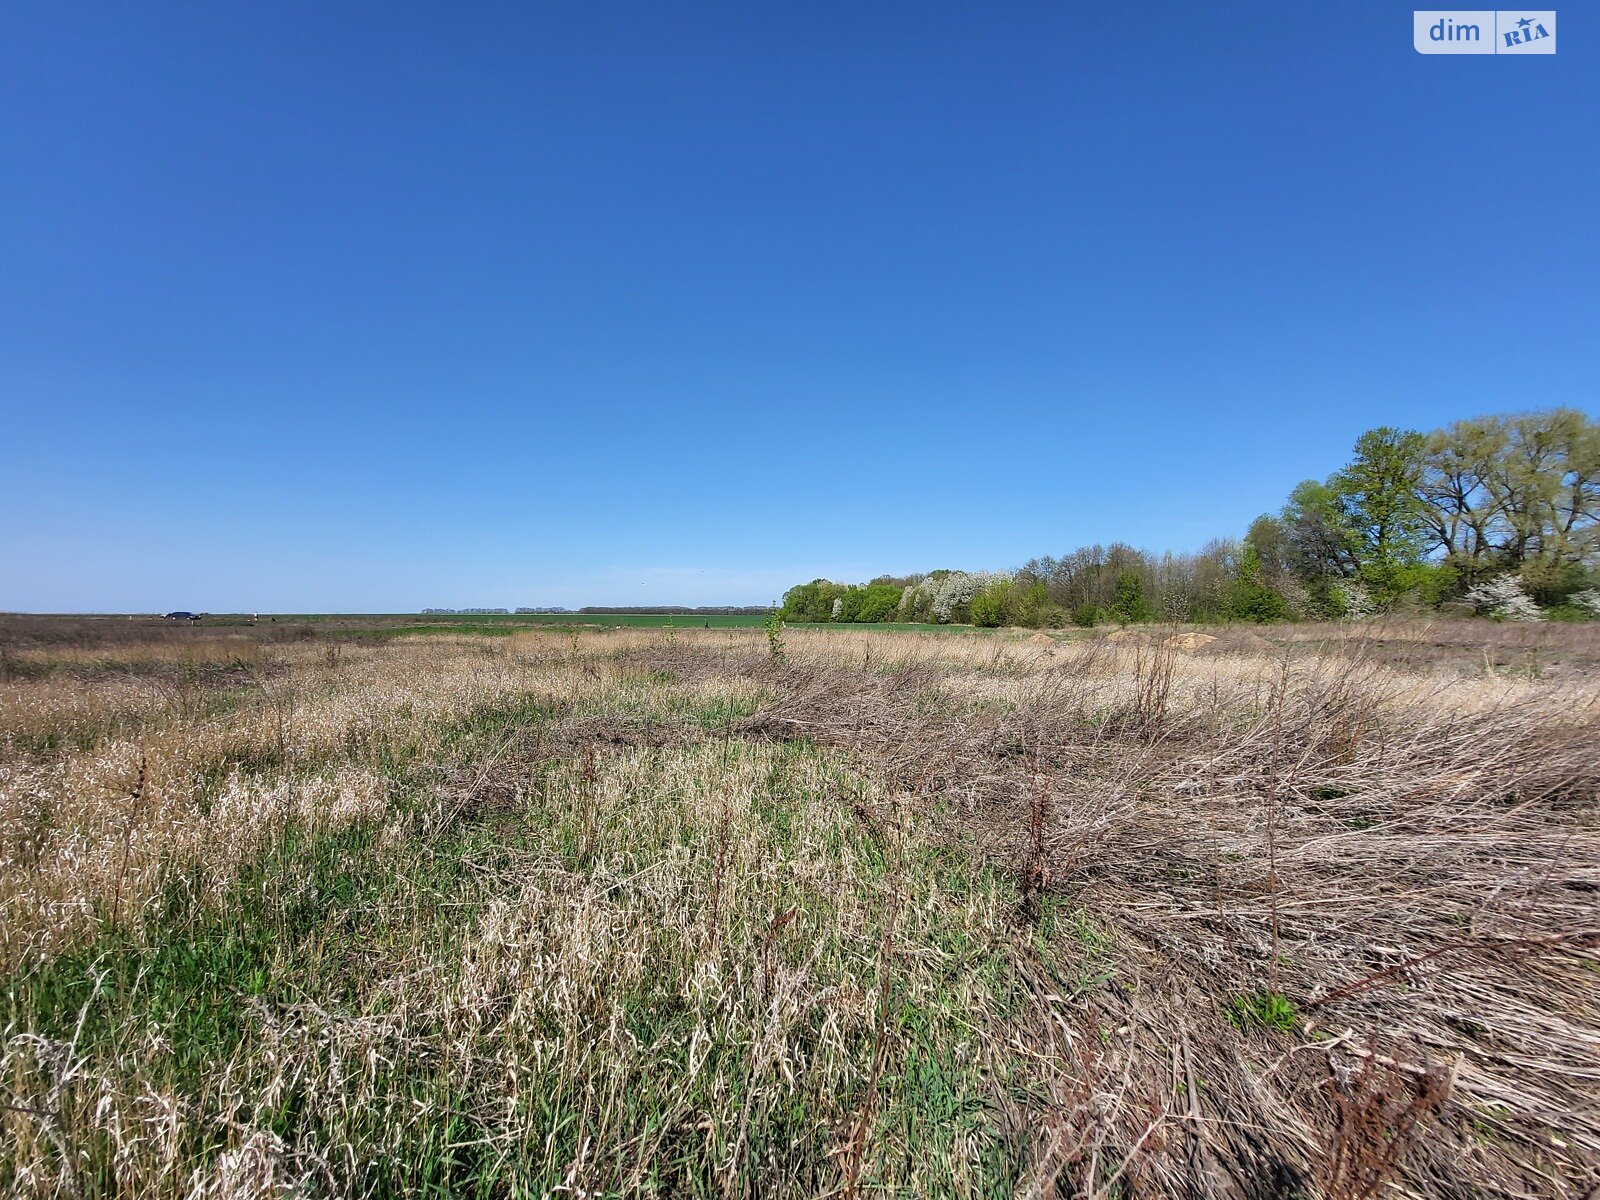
[1399, 561, 1459, 607]
[1517, 557, 1591, 606]
[1007, 581, 1059, 628]
[969, 580, 1011, 628]
[1227, 581, 1289, 622]
[1224, 547, 1289, 622]
[1071, 603, 1101, 628]
[1464, 575, 1543, 622]
[784, 585, 921, 630]
[1543, 605, 1590, 623]
[1330, 581, 1376, 619]
[1570, 589, 1600, 619]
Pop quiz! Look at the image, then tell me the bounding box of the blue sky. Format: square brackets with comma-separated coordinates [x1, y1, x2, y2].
[3, 2, 1595, 611]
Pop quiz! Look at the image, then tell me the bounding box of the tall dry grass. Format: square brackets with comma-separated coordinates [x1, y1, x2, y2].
[1, 621, 1596, 1197]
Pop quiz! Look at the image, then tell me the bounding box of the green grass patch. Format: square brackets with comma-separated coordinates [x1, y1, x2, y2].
[3, 686, 1047, 1197]
[1225, 989, 1300, 1032]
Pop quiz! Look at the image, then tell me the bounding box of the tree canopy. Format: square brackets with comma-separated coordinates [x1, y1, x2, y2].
[777, 410, 1599, 627]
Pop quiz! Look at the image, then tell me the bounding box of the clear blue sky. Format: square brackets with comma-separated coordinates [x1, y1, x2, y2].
[3, 2, 1595, 612]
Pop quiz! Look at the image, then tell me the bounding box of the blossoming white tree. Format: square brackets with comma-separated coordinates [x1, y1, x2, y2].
[1464, 575, 1544, 622]
[898, 571, 1012, 623]
[1332, 581, 1376, 619]
[1570, 588, 1600, 618]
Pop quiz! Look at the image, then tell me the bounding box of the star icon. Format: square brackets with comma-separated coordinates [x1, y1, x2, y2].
[1517, 16, 1534, 28]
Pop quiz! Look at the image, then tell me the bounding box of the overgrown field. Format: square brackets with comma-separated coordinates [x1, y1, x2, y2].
[2, 620, 1597, 1198]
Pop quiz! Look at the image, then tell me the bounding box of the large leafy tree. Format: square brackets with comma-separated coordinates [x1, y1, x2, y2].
[1418, 415, 1506, 576]
[1282, 479, 1360, 581]
[780, 579, 846, 623]
[1333, 427, 1430, 588]
[844, 583, 903, 623]
[1418, 410, 1600, 600]
[1244, 515, 1294, 579]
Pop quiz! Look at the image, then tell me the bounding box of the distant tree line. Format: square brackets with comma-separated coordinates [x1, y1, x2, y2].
[577, 606, 772, 616]
[421, 606, 770, 616]
[780, 409, 1600, 627]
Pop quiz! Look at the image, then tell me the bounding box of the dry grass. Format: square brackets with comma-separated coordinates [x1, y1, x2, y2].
[1, 620, 1597, 1197]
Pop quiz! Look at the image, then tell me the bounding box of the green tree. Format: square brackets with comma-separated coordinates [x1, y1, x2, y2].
[1420, 409, 1600, 586]
[1330, 427, 1429, 601]
[1418, 414, 1506, 583]
[1109, 571, 1154, 625]
[778, 581, 820, 622]
[1224, 546, 1289, 622]
[1007, 580, 1058, 627]
[849, 583, 903, 623]
[969, 579, 1012, 627]
[1244, 515, 1293, 579]
[1282, 479, 1360, 582]
[779, 579, 847, 622]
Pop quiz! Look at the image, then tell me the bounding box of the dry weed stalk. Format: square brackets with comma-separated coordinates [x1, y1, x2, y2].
[107, 750, 146, 929]
[1321, 1040, 1454, 1200]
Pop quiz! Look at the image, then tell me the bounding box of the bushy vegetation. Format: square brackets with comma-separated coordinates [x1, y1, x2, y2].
[781, 408, 1600, 627]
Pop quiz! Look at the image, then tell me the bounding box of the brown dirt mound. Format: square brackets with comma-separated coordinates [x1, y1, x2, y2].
[1194, 629, 1275, 656]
